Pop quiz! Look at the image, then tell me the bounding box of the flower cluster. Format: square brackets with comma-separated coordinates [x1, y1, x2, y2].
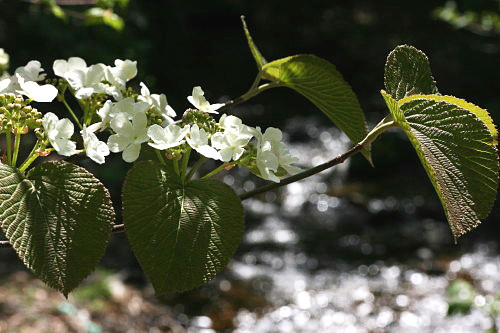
[0, 53, 300, 182]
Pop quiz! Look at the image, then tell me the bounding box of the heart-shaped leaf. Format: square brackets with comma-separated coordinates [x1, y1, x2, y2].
[382, 91, 499, 239]
[384, 45, 438, 100]
[123, 161, 244, 294]
[0, 161, 114, 295]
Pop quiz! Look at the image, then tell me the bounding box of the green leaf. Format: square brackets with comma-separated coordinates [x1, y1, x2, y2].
[261, 54, 369, 160]
[240, 16, 267, 70]
[84, 8, 124, 32]
[400, 94, 498, 146]
[123, 161, 244, 294]
[384, 45, 438, 100]
[382, 91, 499, 239]
[0, 162, 114, 295]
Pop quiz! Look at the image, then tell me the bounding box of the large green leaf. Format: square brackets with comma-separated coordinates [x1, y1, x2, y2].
[0, 162, 114, 295]
[384, 45, 438, 100]
[261, 54, 369, 158]
[382, 91, 499, 239]
[123, 161, 244, 294]
[240, 16, 267, 70]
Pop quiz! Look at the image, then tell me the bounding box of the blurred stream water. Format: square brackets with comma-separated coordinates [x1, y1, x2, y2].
[176, 117, 500, 333]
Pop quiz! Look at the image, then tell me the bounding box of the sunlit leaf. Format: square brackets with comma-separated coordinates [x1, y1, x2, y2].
[382, 91, 499, 239]
[261, 54, 369, 160]
[384, 45, 438, 100]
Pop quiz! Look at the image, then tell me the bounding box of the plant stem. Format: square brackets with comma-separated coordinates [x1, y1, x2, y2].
[155, 150, 166, 165]
[5, 132, 12, 165]
[180, 148, 191, 183]
[186, 156, 208, 182]
[19, 152, 38, 172]
[11, 132, 21, 167]
[200, 163, 229, 179]
[239, 118, 397, 201]
[61, 94, 83, 130]
[173, 158, 180, 175]
[18, 142, 40, 172]
[220, 82, 282, 111]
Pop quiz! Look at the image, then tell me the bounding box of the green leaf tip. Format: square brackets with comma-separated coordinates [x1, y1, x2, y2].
[240, 15, 267, 70]
[384, 45, 438, 101]
[123, 161, 245, 294]
[261, 54, 371, 162]
[0, 161, 115, 295]
[382, 91, 499, 240]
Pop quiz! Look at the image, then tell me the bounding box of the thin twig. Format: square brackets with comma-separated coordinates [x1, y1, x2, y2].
[239, 143, 364, 200]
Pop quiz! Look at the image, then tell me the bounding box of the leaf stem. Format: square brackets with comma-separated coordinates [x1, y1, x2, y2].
[18, 141, 40, 172]
[155, 149, 166, 165]
[200, 163, 229, 179]
[180, 148, 191, 183]
[61, 93, 83, 130]
[173, 158, 180, 175]
[5, 132, 12, 165]
[11, 132, 21, 167]
[239, 118, 397, 200]
[186, 156, 208, 182]
[221, 81, 282, 111]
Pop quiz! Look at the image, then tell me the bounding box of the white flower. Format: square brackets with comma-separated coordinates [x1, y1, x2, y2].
[65, 63, 107, 99]
[253, 127, 301, 182]
[93, 98, 149, 132]
[16, 74, 58, 102]
[0, 77, 11, 93]
[42, 112, 76, 156]
[81, 125, 109, 164]
[211, 130, 252, 162]
[105, 59, 137, 90]
[53, 57, 87, 78]
[219, 114, 253, 136]
[0, 49, 9, 72]
[256, 149, 280, 183]
[186, 124, 221, 160]
[187, 86, 224, 114]
[15, 60, 46, 82]
[147, 123, 189, 150]
[107, 112, 148, 163]
[138, 82, 176, 125]
[111, 97, 149, 119]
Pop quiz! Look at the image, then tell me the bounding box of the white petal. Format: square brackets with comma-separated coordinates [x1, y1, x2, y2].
[219, 148, 234, 162]
[139, 82, 150, 96]
[53, 138, 76, 156]
[232, 147, 245, 161]
[187, 95, 198, 109]
[122, 143, 141, 163]
[195, 145, 221, 160]
[17, 75, 58, 102]
[67, 57, 87, 72]
[110, 113, 133, 136]
[86, 64, 106, 85]
[107, 134, 130, 153]
[56, 118, 74, 139]
[131, 112, 147, 134]
[0, 77, 11, 92]
[15, 60, 45, 82]
[147, 124, 168, 144]
[65, 70, 85, 90]
[210, 132, 226, 150]
[52, 59, 69, 78]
